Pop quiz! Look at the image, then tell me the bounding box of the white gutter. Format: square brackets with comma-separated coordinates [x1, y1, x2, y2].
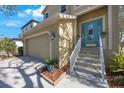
[25, 31, 52, 59]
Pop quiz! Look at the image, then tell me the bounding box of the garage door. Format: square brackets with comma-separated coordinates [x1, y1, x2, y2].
[26, 34, 50, 59]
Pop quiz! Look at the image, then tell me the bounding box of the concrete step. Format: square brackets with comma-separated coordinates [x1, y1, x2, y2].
[79, 53, 100, 59]
[77, 57, 100, 64]
[80, 51, 99, 55]
[80, 48, 99, 54]
[80, 47, 99, 51]
[73, 70, 102, 81]
[74, 65, 101, 77]
[80, 48, 99, 52]
[75, 61, 101, 70]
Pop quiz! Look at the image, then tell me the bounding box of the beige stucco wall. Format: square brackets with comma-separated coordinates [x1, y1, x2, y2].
[23, 19, 75, 67]
[111, 6, 120, 53]
[23, 23, 59, 59]
[42, 6, 71, 19]
[42, 6, 60, 17]
[58, 19, 75, 67]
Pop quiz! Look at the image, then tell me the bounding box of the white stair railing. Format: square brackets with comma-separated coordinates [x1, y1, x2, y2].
[99, 34, 105, 83]
[70, 37, 81, 73]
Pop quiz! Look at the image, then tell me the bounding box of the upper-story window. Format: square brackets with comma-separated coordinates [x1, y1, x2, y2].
[30, 23, 33, 28]
[61, 5, 66, 13]
[45, 13, 48, 19]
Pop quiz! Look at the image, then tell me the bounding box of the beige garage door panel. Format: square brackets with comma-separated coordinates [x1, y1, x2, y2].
[26, 34, 49, 59]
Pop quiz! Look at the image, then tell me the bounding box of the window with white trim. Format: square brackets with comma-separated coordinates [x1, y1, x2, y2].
[30, 23, 33, 28]
[61, 5, 66, 13]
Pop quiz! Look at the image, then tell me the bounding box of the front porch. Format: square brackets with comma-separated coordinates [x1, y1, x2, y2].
[69, 5, 120, 86]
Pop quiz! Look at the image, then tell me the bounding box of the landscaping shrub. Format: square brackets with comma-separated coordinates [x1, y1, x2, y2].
[114, 75, 124, 85]
[18, 47, 23, 56]
[46, 58, 58, 68]
[109, 52, 124, 72]
[0, 38, 16, 57]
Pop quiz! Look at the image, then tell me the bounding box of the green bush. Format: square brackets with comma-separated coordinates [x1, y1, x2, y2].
[0, 38, 16, 57]
[45, 58, 58, 68]
[18, 47, 23, 56]
[101, 32, 107, 38]
[114, 75, 124, 85]
[46, 58, 55, 65]
[109, 52, 124, 72]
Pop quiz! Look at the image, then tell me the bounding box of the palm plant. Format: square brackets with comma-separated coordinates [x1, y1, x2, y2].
[1, 38, 16, 57]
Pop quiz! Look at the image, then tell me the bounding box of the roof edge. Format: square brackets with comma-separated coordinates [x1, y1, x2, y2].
[21, 19, 40, 29]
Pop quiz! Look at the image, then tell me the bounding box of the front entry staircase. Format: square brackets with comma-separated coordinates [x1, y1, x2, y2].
[70, 36, 106, 84]
[73, 47, 103, 82]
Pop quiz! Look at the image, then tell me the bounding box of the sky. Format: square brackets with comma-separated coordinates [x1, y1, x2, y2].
[0, 5, 45, 38]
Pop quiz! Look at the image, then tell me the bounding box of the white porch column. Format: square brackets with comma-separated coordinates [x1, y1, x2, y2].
[108, 5, 119, 53]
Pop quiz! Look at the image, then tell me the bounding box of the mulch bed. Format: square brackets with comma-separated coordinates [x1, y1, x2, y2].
[40, 64, 69, 86]
[106, 69, 124, 88]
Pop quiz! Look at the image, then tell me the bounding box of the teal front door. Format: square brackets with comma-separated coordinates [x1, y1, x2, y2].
[81, 18, 102, 47]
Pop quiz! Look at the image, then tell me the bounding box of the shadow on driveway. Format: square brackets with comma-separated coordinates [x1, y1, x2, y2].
[0, 56, 45, 88]
[0, 80, 12, 88]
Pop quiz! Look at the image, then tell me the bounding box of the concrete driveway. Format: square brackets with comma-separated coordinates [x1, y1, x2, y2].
[0, 56, 45, 88]
[0, 56, 109, 88]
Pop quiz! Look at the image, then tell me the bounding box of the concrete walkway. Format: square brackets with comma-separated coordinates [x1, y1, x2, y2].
[0, 56, 109, 88]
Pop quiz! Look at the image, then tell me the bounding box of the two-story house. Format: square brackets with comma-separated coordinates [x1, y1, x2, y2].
[21, 19, 39, 33]
[22, 5, 120, 82]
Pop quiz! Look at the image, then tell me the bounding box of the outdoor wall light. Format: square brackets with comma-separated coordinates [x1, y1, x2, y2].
[50, 33, 55, 40]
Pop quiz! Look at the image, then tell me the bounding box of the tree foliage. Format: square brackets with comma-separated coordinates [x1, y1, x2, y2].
[0, 40, 2, 52]
[0, 38, 16, 57]
[0, 5, 18, 16]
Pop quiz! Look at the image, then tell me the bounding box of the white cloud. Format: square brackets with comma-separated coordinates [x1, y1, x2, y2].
[18, 6, 45, 18]
[18, 12, 26, 17]
[6, 23, 18, 27]
[5, 20, 22, 27]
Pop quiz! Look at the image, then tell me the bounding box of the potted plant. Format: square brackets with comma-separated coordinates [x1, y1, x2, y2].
[46, 58, 56, 72]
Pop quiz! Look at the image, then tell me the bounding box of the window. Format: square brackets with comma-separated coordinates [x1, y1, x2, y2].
[87, 23, 94, 40]
[25, 27, 27, 31]
[30, 23, 33, 28]
[45, 13, 48, 19]
[61, 5, 66, 13]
